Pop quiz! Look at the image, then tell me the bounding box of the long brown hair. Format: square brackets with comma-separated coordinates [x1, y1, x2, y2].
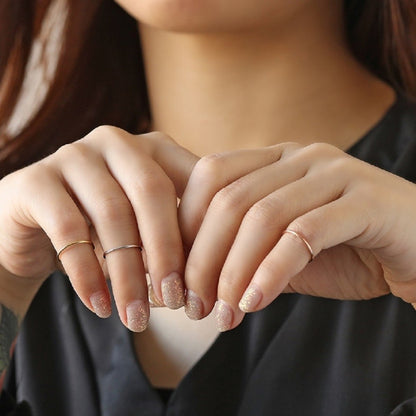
[0, 0, 415, 177]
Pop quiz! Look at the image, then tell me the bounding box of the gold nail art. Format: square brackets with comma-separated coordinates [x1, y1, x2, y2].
[239, 286, 262, 313]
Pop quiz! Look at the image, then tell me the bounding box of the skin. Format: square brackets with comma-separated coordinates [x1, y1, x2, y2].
[179, 143, 416, 330]
[114, 0, 338, 33]
[0, 0, 415, 387]
[137, 3, 394, 156]
[0, 129, 198, 330]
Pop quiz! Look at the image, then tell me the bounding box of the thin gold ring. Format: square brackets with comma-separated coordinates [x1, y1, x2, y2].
[57, 240, 95, 261]
[103, 244, 142, 259]
[282, 229, 315, 262]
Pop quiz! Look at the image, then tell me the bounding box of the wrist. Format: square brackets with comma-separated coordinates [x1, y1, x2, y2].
[0, 264, 44, 318]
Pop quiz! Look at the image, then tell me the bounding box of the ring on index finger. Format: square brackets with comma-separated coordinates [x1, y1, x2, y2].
[57, 240, 95, 261]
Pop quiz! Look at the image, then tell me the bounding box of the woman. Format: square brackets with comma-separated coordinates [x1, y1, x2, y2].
[0, 0, 416, 414]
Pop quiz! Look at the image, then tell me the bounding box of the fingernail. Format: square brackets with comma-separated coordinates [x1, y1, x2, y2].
[215, 300, 233, 332]
[161, 272, 185, 309]
[90, 291, 112, 318]
[239, 286, 262, 313]
[148, 281, 165, 308]
[126, 300, 149, 332]
[185, 290, 203, 320]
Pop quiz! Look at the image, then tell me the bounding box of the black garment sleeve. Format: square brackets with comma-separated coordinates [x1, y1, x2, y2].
[390, 398, 416, 416]
[0, 390, 31, 416]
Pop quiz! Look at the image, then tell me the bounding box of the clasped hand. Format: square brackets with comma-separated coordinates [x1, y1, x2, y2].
[1, 127, 415, 332]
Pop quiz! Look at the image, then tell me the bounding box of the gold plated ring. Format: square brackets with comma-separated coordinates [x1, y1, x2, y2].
[103, 244, 142, 259]
[282, 229, 315, 262]
[57, 240, 95, 261]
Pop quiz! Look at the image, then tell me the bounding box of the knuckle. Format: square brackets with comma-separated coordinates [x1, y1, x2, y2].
[96, 197, 132, 223]
[135, 171, 175, 196]
[245, 197, 280, 228]
[303, 142, 338, 158]
[139, 131, 179, 158]
[85, 125, 130, 149]
[15, 163, 51, 194]
[327, 156, 354, 175]
[192, 153, 225, 181]
[283, 141, 301, 148]
[279, 141, 303, 158]
[146, 130, 175, 143]
[52, 211, 88, 241]
[88, 124, 122, 140]
[54, 141, 92, 164]
[145, 237, 177, 256]
[211, 179, 247, 212]
[306, 142, 331, 153]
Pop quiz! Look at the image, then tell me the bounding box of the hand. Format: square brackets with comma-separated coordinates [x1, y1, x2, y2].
[0, 126, 198, 331]
[179, 142, 416, 331]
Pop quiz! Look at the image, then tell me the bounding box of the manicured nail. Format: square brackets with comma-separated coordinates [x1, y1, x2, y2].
[90, 291, 112, 318]
[215, 300, 233, 332]
[161, 272, 185, 309]
[239, 286, 262, 313]
[185, 290, 203, 320]
[148, 281, 165, 308]
[126, 300, 149, 332]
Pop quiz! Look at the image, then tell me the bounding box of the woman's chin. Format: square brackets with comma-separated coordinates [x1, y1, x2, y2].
[115, 0, 224, 33]
[113, 0, 283, 34]
[114, 0, 313, 34]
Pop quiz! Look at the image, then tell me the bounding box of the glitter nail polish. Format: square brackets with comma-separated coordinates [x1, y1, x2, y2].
[161, 272, 185, 309]
[185, 290, 203, 320]
[90, 291, 112, 318]
[239, 286, 262, 313]
[126, 300, 149, 332]
[215, 300, 233, 332]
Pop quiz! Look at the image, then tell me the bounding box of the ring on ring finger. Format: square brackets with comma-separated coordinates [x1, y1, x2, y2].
[282, 229, 315, 262]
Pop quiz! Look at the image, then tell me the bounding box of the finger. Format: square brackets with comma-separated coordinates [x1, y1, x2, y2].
[23, 167, 110, 317]
[239, 193, 369, 312]
[215, 170, 347, 330]
[179, 143, 301, 249]
[97, 134, 186, 309]
[57, 146, 149, 331]
[183, 148, 307, 320]
[140, 131, 199, 197]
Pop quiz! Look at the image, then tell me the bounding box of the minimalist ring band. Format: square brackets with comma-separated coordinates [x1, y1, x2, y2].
[57, 240, 95, 261]
[103, 244, 142, 259]
[282, 229, 315, 262]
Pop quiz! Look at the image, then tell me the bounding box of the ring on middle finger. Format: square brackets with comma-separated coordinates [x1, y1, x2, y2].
[103, 244, 142, 259]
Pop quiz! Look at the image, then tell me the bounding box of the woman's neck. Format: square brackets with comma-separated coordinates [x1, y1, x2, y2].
[138, 5, 395, 156]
